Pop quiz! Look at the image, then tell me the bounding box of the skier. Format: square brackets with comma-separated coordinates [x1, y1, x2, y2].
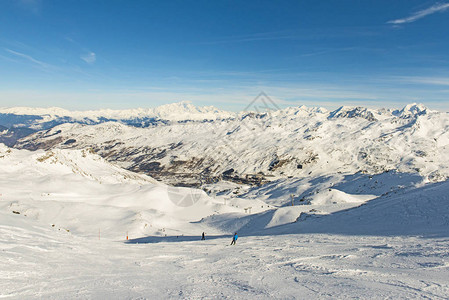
[230, 232, 238, 245]
[201, 232, 205, 240]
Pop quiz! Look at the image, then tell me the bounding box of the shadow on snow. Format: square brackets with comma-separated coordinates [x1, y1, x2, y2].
[126, 234, 234, 244]
[126, 180, 449, 244]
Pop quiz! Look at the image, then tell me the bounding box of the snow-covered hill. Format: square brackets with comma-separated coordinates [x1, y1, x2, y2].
[0, 145, 271, 240]
[292, 179, 449, 236]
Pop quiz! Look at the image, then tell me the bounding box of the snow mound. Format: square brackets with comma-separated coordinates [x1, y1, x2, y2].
[285, 180, 449, 237]
[307, 188, 376, 205]
[32, 148, 158, 185]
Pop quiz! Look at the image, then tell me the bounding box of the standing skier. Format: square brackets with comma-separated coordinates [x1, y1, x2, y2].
[230, 232, 238, 245]
[201, 232, 205, 240]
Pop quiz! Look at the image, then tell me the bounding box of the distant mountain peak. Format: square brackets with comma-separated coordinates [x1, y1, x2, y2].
[151, 101, 234, 120]
[328, 106, 378, 122]
[396, 103, 429, 117]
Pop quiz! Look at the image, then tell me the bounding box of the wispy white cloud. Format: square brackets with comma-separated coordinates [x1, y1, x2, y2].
[81, 52, 96, 64]
[4, 48, 51, 69]
[64, 37, 97, 65]
[388, 2, 449, 24]
[393, 76, 449, 86]
[299, 47, 365, 57]
[194, 28, 380, 46]
[195, 31, 296, 45]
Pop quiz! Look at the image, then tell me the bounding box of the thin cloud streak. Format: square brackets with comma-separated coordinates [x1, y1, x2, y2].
[393, 76, 449, 86]
[4, 48, 51, 69]
[388, 3, 449, 24]
[299, 47, 360, 57]
[196, 31, 297, 45]
[195, 27, 380, 46]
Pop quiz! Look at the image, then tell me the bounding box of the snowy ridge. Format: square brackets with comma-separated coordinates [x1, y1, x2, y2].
[0, 102, 433, 132]
[394, 103, 430, 118]
[0, 143, 158, 185]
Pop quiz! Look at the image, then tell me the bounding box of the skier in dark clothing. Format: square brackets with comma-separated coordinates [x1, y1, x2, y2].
[201, 232, 205, 240]
[230, 232, 238, 245]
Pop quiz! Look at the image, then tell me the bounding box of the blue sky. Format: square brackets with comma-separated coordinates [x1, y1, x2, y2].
[1, 0, 449, 111]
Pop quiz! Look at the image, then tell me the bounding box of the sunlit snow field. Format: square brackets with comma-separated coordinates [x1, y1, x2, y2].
[2, 216, 449, 299]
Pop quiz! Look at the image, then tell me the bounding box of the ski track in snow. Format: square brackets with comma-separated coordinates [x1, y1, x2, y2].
[1, 221, 449, 299]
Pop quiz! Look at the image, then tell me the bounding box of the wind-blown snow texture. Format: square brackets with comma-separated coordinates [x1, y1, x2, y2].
[1, 102, 449, 298]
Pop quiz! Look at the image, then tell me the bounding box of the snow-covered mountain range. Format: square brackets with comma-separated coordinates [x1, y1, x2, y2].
[5, 102, 448, 190]
[0, 101, 235, 130]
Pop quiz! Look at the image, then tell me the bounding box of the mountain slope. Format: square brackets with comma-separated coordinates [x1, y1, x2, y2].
[271, 179, 449, 237]
[0, 126, 36, 147]
[0, 145, 267, 239]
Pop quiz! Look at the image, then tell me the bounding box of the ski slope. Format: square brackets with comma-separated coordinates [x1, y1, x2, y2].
[1, 144, 449, 298]
[2, 211, 449, 299]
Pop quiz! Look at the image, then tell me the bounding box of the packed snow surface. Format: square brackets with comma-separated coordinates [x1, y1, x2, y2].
[2, 214, 449, 299]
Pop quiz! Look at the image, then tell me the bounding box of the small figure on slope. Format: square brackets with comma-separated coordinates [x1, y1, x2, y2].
[230, 232, 238, 245]
[201, 232, 205, 240]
